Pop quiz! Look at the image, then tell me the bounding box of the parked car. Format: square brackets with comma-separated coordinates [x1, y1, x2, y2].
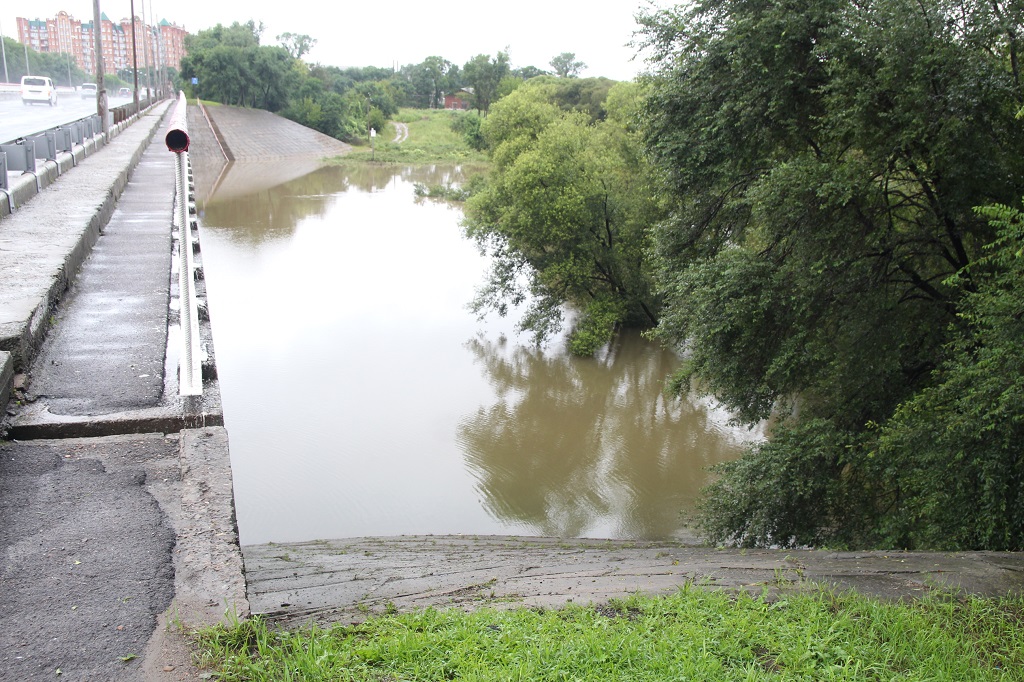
[20, 75, 58, 106]
[80, 82, 98, 99]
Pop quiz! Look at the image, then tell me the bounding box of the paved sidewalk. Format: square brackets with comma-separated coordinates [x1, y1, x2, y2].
[24, 120, 176, 416]
[0, 104, 171, 375]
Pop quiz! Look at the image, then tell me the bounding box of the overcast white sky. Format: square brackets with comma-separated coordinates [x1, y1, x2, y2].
[2, 0, 661, 81]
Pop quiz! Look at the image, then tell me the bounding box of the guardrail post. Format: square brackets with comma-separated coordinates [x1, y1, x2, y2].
[0, 141, 35, 173]
[166, 91, 202, 397]
[52, 128, 73, 154]
[28, 133, 57, 162]
[0, 141, 40, 193]
[0, 151, 12, 213]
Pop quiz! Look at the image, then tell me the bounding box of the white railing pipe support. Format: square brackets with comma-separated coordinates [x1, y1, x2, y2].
[165, 91, 190, 153]
[167, 91, 202, 396]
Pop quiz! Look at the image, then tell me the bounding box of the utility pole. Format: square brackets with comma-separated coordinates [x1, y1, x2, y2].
[130, 0, 139, 110]
[142, 0, 153, 100]
[93, 0, 108, 135]
[24, 42, 30, 76]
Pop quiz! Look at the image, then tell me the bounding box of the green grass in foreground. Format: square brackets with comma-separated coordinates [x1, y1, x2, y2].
[194, 587, 1024, 680]
[340, 108, 489, 165]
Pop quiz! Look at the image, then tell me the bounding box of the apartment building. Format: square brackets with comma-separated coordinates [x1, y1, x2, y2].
[16, 10, 188, 77]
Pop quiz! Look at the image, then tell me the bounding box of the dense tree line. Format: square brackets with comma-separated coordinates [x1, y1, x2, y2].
[645, 0, 1024, 550]
[460, 0, 1024, 550]
[178, 22, 585, 141]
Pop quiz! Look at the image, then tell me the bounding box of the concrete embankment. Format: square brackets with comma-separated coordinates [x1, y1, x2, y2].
[187, 103, 351, 206]
[244, 535, 1024, 628]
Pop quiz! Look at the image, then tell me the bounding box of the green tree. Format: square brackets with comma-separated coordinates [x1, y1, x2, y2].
[464, 81, 664, 354]
[462, 51, 510, 113]
[353, 80, 399, 119]
[251, 45, 294, 110]
[180, 22, 265, 106]
[638, 0, 1024, 548]
[513, 65, 548, 80]
[873, 200, 1024, 550]
[400, 56, 454, 108]
[549, 52, 586, 78]
[277, 32, 316, 60]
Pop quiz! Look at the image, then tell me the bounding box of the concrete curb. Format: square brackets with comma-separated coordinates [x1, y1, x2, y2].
[0, 351, 11, 422]
[139, 427, 249, 680]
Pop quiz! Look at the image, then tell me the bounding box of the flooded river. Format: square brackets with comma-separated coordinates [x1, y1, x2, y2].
[198, 163, 763, 546]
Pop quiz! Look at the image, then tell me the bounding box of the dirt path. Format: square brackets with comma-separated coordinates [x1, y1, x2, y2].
[393, 121, 409, 143]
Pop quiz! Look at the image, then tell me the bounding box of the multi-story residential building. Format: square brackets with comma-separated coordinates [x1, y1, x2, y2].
[15, 10, 188, 77]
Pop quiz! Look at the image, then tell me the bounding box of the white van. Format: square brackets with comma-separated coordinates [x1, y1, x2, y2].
[20, 75, 58, 106]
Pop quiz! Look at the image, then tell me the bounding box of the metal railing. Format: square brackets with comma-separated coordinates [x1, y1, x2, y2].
[166, 91, 203, 397]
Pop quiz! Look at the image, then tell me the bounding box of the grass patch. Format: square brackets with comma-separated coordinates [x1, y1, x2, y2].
[193, 587, 1024, 680]
[339, 108, 489, 165]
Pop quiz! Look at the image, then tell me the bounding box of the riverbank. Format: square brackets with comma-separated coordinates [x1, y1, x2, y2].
[334, 107, 488, 165]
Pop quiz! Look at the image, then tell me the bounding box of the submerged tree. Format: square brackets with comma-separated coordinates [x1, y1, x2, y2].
[639, 0, 1024, 548]
[463, 80, 665, 355]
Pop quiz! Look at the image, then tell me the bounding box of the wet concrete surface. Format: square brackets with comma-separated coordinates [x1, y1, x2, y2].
[244, 535, 1024, 629]
[0, 429, 245, 681]
[24, 134, 176, 416]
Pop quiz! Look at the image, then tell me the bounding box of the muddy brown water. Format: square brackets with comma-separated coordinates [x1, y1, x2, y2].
[198, 163, 764, 546]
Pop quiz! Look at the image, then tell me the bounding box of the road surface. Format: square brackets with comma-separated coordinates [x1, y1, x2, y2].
[0, 93, 133, 143]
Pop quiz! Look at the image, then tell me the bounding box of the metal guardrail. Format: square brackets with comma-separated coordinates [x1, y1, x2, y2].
[166, 91, 203, 397]
[1, 99, 154, 215]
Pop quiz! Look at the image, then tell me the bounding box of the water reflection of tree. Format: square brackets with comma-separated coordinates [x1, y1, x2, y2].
[199, 164, 482, 244]
[458, 330, 759, 539]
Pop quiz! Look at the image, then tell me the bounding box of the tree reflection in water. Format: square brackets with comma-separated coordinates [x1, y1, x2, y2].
[200, 163, 480, 245]
[458, 330, 764, 539]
